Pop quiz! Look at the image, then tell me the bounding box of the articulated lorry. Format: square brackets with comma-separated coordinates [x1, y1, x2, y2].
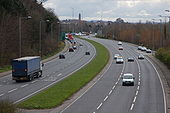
[12, 56, 43, 82]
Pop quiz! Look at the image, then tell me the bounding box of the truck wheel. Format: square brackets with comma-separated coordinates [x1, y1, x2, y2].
[39, 71, 42, 77]
[16, 80, 20, 82]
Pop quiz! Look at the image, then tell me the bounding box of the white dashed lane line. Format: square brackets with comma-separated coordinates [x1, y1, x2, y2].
[109, 90, 113, 95]
[136, 91, 139, 96]
[104, 96, 108, 102]
[21, 84, 29, 88]
[8, 88, 18, 93]
[133, 96, 137, 103]
[97, 103, 103, 110]
[130, 103, 134, 110]
[137, 86, 140, 90]
[57, 73, 62, 76]
[31, 80, 38, 83]
[0, 93, 4, 97]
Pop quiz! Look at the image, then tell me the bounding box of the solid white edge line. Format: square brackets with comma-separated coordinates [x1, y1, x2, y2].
[130, 104, 134, 110]
[145, 57, 167, 113]
[97, 103, 103, 110]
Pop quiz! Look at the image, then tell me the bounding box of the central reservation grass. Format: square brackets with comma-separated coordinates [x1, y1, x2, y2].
[18, 38, 109, 109]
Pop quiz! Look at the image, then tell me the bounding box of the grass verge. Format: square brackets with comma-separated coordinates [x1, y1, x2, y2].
[18, 38, 109, 109]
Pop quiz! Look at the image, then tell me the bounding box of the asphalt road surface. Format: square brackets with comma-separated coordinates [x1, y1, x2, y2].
[60, 36, 166, 113]
[0, 38, 96, 104]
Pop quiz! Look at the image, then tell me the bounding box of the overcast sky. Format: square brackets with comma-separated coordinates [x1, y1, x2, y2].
[43, 0, 170, 23]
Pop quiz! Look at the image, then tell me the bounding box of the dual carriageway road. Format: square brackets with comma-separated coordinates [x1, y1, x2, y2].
[0, 36, 166, 113]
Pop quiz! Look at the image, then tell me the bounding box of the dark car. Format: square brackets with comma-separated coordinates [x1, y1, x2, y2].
[59, 54, 65, 59]
[69, 48, 74, 52]
[85, 52, 90, 55]
[128, 57, 134, 62]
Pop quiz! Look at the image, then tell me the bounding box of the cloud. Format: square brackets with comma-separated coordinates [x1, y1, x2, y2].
[43, 0, 170, 22]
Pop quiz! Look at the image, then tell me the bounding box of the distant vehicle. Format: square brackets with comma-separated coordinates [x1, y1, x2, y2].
[127, 57, 134, 62]
[59, 54, 65, 59]
[122, 73, 135, 86]
[116, 57, 124, 64]
[69, 48, 74, 52]
[12, 56, 43, 82]
[138, 46, 142, 50]
[73, 45, 77, 49]
[79, 43, 83, 46]
[146, 49, 152, 53]
[118, 41, 122, 45]
[141, 46, 147, 51]
[85, 51, 90, 55]
[138, 54, 145, 59]
[114, 54, 120, 59]
[119, 46, 123, 50]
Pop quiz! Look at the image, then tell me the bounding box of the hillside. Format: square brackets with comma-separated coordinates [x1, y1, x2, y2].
[0, 0, 61, 67]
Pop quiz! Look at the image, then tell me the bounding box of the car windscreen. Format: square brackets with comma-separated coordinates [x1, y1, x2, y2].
[123, 75, 133, 79]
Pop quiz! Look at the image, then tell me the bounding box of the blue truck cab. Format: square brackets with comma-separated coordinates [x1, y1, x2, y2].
[12, 56, 43, 82]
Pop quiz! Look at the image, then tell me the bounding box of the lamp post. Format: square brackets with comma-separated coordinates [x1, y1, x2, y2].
[39, 19, 49, 57]
[152, 19, 155, 50]
[19, 16, 32, 57]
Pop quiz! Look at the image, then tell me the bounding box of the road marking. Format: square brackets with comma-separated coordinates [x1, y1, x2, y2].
[97, 103, 103, 110]
[139, 72, 141, 75]
[115, 81, 118, 85]
[8, 88, 18, 93]
[130, 104, 134, 110]
[136, 91, 139, 96]
[57, 73, 62, 76]
[21, 84, 29, 88]
[133, 96, 137, 103]
[139, 78, 141, 81]
[40, 76, 46, 79]
[31, 80, 38, 83]
[0, 93, 4, 97]
[138, 82, 140, 85]
[109, 90, 113, 95]
[145, 57, 167, 113]
[137, 86, 140, 90]
[104, 96, 108, 102]
[112, 85, 115, 89]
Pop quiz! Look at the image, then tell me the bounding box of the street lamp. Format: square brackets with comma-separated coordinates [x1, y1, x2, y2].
[19, 16, 32, 57]
[152, 19, 155, 50]
[39, 19, 49, 57]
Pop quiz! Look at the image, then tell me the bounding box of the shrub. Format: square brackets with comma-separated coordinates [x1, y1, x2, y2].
[0, 100, 23, 113]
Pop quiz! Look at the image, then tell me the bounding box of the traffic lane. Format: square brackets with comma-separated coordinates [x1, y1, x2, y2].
[61, 61, 123, 113]
[97, 54, 139, 113]
[61, 38, 125, 113]
[124, 44, 165, 113]
[0, 39, 95, 102]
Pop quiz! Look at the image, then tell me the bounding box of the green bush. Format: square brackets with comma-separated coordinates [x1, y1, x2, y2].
[156, 48, 170, 68]
[0, 100, 23, 113]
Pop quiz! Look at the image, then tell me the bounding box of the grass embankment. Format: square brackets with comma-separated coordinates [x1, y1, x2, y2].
[156, 48, 170, 68]
[18, 38, 109, 109]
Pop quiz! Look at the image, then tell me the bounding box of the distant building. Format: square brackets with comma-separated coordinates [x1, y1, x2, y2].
[79, 13, 81, 21]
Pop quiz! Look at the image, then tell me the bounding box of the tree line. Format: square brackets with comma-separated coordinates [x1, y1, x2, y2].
[0, 0, 61, 67]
